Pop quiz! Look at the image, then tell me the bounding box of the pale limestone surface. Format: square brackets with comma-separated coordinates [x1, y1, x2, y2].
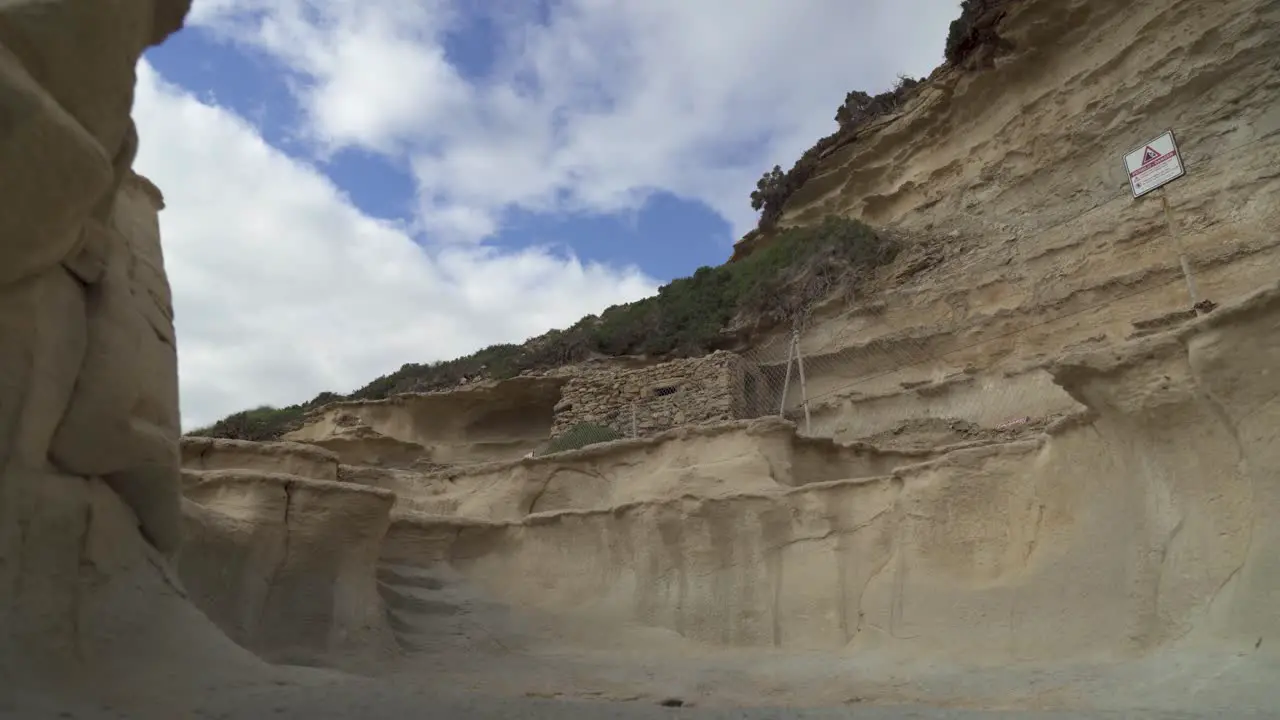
[0, 0, 284, 714]
[182, 435, 341, 482]
[179, 469, 397, 668]
[286, 376, 568, 466]
[354, 286, 1280, 712]
[756, 0, 1280, 445]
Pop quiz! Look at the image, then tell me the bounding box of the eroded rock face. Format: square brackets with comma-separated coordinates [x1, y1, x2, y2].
[286, 376, 570, 466]
[377, 286, 1280, 663]
[179, 469, 397, 667]
[182, 436, 341, 483]
[0, 1, 188, 552]
[175, 437, 396, 667]
[0, 0, 275, 704]
[746, 0, 1280, 448]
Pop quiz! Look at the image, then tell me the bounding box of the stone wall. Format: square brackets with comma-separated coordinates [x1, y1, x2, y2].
[550, 351, 760, 438]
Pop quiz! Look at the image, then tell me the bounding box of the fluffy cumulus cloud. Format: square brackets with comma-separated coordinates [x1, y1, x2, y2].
[190, 0, 959, 241]
[137, 0, 959, 428]
[132, 62, 656, 429]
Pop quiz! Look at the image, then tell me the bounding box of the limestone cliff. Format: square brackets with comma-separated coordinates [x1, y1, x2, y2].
[0, 1, 293, 713]
[744, 0, 1280, 445]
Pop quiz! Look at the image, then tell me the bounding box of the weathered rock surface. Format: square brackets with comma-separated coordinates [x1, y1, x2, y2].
[344, 417, 947, 521]
[182, 436, 341, 482]
[0, 0, 285, 712]
[179, 468, 397, 667]
[368, 283, 1280, 711]
[755, 0, 1280, 448]
[286, 376, 568, 466]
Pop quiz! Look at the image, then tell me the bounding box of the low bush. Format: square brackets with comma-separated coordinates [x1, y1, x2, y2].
[542, 423, 623, 455]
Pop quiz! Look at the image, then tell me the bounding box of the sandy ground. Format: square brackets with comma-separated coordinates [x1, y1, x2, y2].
[5, 661, 1270, 720]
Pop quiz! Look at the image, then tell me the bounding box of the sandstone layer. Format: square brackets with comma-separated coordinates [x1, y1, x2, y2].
[285, 376, 568, 466]
[178, 438, 397, 667]
[755, 0, 1280, 449]
[354, 283, 1280, 713]
[373, 284, 1279, 658]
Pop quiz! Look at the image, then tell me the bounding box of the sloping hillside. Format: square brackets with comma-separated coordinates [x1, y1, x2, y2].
[195, 2, 1010, 442]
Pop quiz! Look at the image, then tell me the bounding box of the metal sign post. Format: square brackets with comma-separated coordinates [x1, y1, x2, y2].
[793, 330, 812, 435]
[1123, 130, 1197, 308]
[778, 337, 795, 417]
[1159, 190, 1199, 307]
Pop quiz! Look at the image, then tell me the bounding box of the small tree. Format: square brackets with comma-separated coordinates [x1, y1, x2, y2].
[750, 165, 786, 214]
[835, 90, 874, 129]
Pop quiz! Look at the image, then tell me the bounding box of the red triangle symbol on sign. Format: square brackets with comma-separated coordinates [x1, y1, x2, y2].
[1142, 146, 1162, 164]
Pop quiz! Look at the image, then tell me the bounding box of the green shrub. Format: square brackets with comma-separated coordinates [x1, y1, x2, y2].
[543, 423, 623, 455]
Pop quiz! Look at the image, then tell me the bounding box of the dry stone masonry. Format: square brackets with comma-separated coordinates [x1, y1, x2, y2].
[550, 351, 764, 438]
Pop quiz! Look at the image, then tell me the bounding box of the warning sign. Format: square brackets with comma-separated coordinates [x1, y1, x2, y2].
[1124, 130, 1185, 198]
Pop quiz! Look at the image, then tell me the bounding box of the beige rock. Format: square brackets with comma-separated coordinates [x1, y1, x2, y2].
[179, 469, 397, 667]
[49, 163, 182, 554]
[181, 436, 340, 483]
[357, 417, 941, 521]
[0, 45, 112, 286]
[9, 0, 1280, 715]
[286, 376, 569, 465]
[0, 0, 190, 153]
[0, 269, 87, 471]
[735, 0, 1280, 448]
[376, 286, 1280, 665]
[0, 0, 281, 712]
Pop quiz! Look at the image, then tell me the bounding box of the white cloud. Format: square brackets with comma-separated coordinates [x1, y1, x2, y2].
[131, 61, 657, 430]
[190, 0, 960, 241]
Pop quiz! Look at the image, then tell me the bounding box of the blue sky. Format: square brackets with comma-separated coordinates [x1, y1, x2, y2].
[133, 0, 958, 428]
[146, 26, 734, 280]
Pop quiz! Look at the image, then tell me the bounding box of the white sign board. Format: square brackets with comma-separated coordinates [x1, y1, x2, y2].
[1124, 130, 1185, 198]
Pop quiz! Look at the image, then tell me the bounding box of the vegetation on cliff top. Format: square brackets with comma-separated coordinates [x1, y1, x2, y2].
[945, 0, 1016, 67]
[194, 216, 896, 441]
[749, 74, 923, 232]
